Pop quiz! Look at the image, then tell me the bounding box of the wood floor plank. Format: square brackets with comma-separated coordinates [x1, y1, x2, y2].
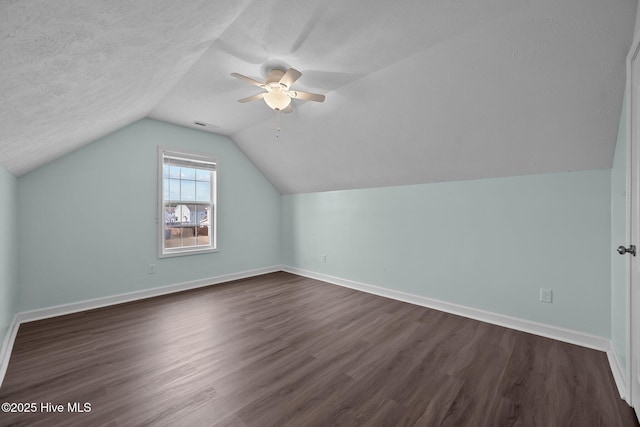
[0, 272, 637, 426]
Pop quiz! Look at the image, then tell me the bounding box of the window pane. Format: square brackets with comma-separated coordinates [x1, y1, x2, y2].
[195, 206, 210, 246]
[181, 167, 196, 180]
[163, 207, 173, 224]
[195, 181, 211, 202]
[163, 165, 170, 178]
[181, 225, 196, 247]
[168, 165, 181, 179]
[195, 205, 206, 225]
[163, 179, 169, 201]
[168, 179, 180, 200]
[195, 169, 210, 181]
[175, 205, 191, 223]
[164, 225, 182, 248]
[181, 180, 196, 201]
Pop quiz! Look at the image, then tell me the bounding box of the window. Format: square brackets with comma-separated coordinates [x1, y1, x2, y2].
[158, 147, 218, 257]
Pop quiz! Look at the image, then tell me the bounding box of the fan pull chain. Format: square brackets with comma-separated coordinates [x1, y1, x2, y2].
[275, 110, 281, 139]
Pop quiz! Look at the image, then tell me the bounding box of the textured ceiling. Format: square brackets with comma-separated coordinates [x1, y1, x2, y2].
[1, 0, 253, 176]
[1, 0, 637, 194]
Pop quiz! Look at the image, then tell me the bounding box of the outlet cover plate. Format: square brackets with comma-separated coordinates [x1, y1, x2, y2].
[540, 288, 552, 303]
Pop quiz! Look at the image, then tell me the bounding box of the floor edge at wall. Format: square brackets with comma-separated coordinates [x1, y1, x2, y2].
[0, 265, 282, 388]
[2, 265, 627, 403]
[281, 266, 626, 399]
[607, 343, 629, 403]
[0, 315, 20, 389]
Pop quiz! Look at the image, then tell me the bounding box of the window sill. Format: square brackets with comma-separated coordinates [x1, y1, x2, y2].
[158, 247, 219, 258]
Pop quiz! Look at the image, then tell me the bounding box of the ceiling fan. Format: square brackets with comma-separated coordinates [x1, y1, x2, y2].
[231, 67, 325, 112]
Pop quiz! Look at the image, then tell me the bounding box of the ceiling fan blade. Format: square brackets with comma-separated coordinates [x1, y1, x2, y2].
[279, 68, 302, 88]
[231, 73, 265, 88]
[237, 93, 265, 103]
[282, 104, 294, 113]
[289, 90, 325, 102]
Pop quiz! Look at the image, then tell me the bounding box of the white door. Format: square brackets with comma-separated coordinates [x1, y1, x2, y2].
[629, 37, 640, 415]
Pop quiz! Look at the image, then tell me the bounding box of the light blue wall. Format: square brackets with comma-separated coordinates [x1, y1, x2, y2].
[282, 170, 612, 337]
[611, 94, 629, 371]
[17, 119, 281, 311]
[7, 117, 620, 342]
[0, 166, 17, 343]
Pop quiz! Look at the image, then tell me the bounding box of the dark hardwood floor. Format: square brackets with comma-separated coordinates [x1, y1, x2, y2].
[0, 272, 637, 426]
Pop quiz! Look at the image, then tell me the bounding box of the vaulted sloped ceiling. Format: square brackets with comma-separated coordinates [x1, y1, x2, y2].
[1, 0, 636, 193]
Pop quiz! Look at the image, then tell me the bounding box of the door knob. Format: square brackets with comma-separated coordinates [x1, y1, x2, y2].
[617, 245, 636, 256]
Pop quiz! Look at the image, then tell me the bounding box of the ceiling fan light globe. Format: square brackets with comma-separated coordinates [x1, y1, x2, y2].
[263, 91, 291, 110]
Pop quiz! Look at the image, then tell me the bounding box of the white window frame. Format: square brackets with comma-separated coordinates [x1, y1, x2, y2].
[158, 146, 218, 258]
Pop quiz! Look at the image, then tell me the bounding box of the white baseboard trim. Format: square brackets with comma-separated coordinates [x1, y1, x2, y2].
[282, 266, 632, 399]
[16, 265, 281, 324]
[0, 265, 282, 388]
[607, 343, 629, 403]
[0, 314, 21, 389]
[1, 265, 628, 402]
[282, 266, 611, 352]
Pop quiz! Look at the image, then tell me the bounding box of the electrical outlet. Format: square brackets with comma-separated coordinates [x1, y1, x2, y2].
[540, 288, 552, 303]
[321, 254, 327, 263]
[148, 264, 156, 274]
